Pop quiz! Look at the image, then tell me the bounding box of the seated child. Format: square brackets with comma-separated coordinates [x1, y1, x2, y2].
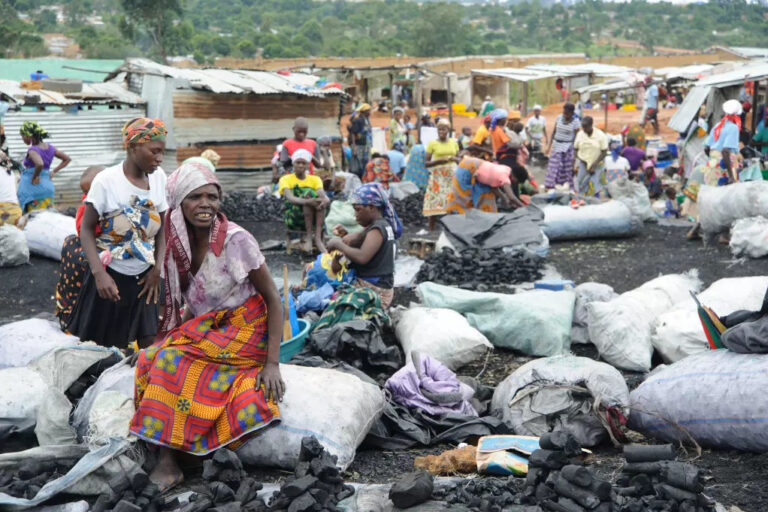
[326, 183, 402, 309]
[458, 126, 473, 151]
[278, 149, 330, 253]
[641, 159, 663, 199]
[56, 165, 104, 330]
[664, 187, 681, 218]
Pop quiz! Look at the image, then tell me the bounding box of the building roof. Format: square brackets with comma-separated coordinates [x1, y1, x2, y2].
[653, 64, 714, 80]
[0, 59, 124, 82]
[694, 61, 768, 88]
[0, 79, 145, 106]
[715, 46, 768, 59]
[109, 58, 344, 97]
[525, 63, 634, 78]
[470, 67, 562, 83]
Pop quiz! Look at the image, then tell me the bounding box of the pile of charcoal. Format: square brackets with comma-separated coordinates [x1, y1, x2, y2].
[0, 458, 79, 500]
[391, 191, 426, 227]
[434, 475, 525, 511]
[616, 444, 714, 511]
[264, 436, 355, 511]
[416, 247, 543, 289]
[220, 192, 284, 222]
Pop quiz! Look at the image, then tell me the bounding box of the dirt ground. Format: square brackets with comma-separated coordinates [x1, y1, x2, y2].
[2, 219, 768, 510]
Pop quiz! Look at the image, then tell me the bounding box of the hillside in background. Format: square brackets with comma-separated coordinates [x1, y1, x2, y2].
[2, 0, 767, 62]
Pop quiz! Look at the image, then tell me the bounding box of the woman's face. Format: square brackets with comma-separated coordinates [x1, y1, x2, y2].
[395, 110, 403, 121]
[182, 183, 220, 230]
[353, 204, 376, 227]
[438, 125, 449, 139]
[128, 141, 165, 174]
[293, 159, 309, 176]
[21, 135, 32, 145]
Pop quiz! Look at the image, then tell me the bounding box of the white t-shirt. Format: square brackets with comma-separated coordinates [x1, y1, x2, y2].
[604, 155, 631, 182]
[526, 115, 547, 141]
[0, 170, 18, 204]
[86, 162, 168, 275]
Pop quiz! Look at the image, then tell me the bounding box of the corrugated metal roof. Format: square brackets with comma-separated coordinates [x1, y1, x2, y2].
[726, 47, 768, 59]
[525, 63, 634, 77]
[112, 58, 344, 97]
[0, 79, 144, 106]
[4, 107, 146, 206]
[471, 68, 561, 82]
[667, 85, 712, 134]
[694, 61, 768, 88]
[653, 64, 714, 80]
[575, 72, 646, 94]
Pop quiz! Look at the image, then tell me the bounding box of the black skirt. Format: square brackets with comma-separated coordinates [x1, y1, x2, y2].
[66, 264, 159, 349]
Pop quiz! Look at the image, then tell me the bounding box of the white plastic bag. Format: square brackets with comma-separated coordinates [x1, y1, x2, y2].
[629, 350, 768, 451]
[0, 318, 80, 369]
[388, 181, 419, 200]
[72, 362, 134, 440]
[491, 355, 629, 447]
[587, 272, 701, 372]
[607, 178, 657, 222]
[0, 224, 29, 267]
[237, 364, 385, 470]
[393, 255, 424, 288]
[651, 276, 768, 363]
[571, 282, 618, 345]
[417, 282, 575, 356]
[336, 171, 363, 199]
[0, 367, 48, 432]
[23, 210, 76, 260]
[393, 307, 493, 370]
[698, 182, 768, 234]
[730, 216, 768, 259]
[542, 201, 640, 241]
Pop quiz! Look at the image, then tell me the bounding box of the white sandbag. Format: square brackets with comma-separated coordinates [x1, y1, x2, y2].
[72, 362, 134, 440]
[571, 282, 618, 345]
[629, 350, 768, 451]
[393, 307, 493, 370]
[541, 201, 640, 241]
[0, 367, 48, 433]
[417, 282, 575, 356]
[393, 255, 424, 288]
[587, 272, 701, 372]
[651, 276, 768, 363]
[491, 355, 629, 447]
[0, 318, 79, 369]
[0, 224, 29, 267]
[730, 216, 768, 259]
[237, 364, 385, 471]
[388, 180, 419, 200]
[698, 181, 768, 234]
[23, 210, 76, 260]
[87, 391, 134, 444]
[607, 178, 657, 222]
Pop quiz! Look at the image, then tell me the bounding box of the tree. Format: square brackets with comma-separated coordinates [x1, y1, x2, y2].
[235, 39, 256, 57]
[66, 0, 92, 26]
[35, 9, 57, 31]
[120, 0, 182, 63]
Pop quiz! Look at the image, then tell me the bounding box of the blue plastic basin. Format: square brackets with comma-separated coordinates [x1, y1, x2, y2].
[279, 318, 311, 363]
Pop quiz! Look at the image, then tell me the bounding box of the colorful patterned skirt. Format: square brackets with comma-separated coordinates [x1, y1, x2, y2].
[130, 294, 279, 455]
[445, 165, 496, 214]
[544, 147, 575, 189]
[423, 162, 456, 217]
[55, 235, 87, 330]
[403, 145, 428, 190]
[17, 168, 54, 213]
[0, 202, 22, 226]
[284, 186, 318, 231]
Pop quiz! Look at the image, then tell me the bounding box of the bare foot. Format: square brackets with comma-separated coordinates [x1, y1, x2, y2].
[149, 448, 184, 493]
[314, 234, 327, 254]
[303, 236, 313, 254]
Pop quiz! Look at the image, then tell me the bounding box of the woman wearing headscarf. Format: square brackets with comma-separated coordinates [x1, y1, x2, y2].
[131, 161, 284, 491]
[603, 139, 631, 185]
[403, 143, 429, 190]
[182, 149, 221, 173]
[544, 103, 581, 190]
[390, 107, 408, 149]
[423, 119, 460, 231]
[16, 121, 70, 212]
[327, 182, 401, 309]
[445, 157, 523, 214]
[67, 118, 167, 349]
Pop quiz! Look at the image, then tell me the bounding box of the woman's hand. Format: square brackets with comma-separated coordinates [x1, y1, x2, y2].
[333, 224, 348, 237]
[94, 270, 120, 302]
[257, 362, 285, 402]
[138, 267, 161, 304]
[31, 176, 40, 185]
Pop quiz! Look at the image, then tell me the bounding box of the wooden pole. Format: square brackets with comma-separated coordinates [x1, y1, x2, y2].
[604, 94, 609, 132]
[389, 72, 394, 116]
[522, 81, 528, 117]
[282, 265, 292, 341]
[415, 70, 423, 142]
[446, 74, 454, 133]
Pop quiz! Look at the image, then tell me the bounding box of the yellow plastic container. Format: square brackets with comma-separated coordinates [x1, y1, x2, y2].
[452, 103, 467, 113]
[622, 104, 637, 111]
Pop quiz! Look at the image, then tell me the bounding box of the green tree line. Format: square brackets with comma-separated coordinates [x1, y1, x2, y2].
[3, 0, 768, 62]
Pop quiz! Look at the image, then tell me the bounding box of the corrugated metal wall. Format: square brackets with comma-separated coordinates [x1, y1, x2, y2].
[4, 107, 147, 207]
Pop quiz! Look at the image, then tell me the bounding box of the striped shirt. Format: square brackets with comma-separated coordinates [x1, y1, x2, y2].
[551, 115, 581, 153]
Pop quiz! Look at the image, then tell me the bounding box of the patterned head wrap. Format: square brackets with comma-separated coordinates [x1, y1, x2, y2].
[357, 103, 372, 112]
[121, 117, 167, 149]
[160, 161, 228, 337]
[489, 108, 509, 131]
[291, 148, 313, 164]
[19, 121, 49, 140]
[351, 183, 403, 240]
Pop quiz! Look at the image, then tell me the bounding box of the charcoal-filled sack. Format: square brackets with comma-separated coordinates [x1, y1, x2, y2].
[237, 364, 385, 470]
[0, 319, 79, 369]
[629, 350, 768, 451]
[491, 355, 630, 447]
[542, 201, 640, 241]
[587, 271, 701, 372]
[22, 210, 76, 261]
[698, 181, 768, 234]
[0, 224, 29, 267]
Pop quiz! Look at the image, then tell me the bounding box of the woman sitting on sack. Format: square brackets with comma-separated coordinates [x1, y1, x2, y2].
[131, 161, 285, 491]
[326, 183, 402, 309]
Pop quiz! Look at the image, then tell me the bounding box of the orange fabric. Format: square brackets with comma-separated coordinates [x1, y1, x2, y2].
[713, 114, 742, 142]
[490, 126, 510, 155]
[75, 194, 101, 237]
